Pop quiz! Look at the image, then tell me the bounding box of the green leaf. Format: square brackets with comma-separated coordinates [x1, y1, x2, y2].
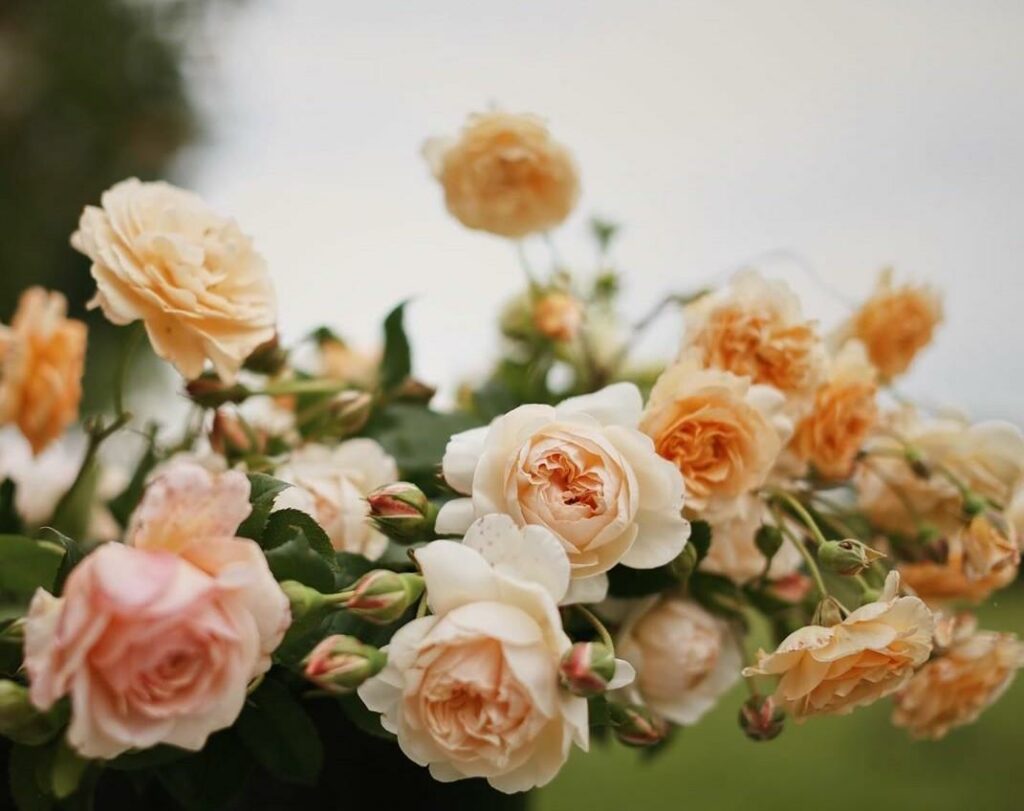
[107, 744, 189, 772]
[690, 572, 747, 622]
[0, 535, 64, 605]
[236, 677, 323, 787]
[107, 424, 159, 527]
[607, 564, 678, 598]
[262, 509, 334, 561]
[334, 551, 376, 588]
[236, 473, 291, 540]
[49, 461, 99, 541]
[36, 529, 85, 596]
[8, 744, 54, 811]
[50, 739, 89, 800]
[336, 694, 396, 742]
[156, 730, 252, 811]
[690, 520, 712, 563]
[0, 479, 24, 535]
[379, 301, 412, 392]
[264, 529, 335, 593]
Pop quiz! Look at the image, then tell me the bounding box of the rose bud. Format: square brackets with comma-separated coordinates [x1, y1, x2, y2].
[738, 695, 785, 742]
[342, 570, 425, 624]
[303, 635, 386, 694]
[209, 410, 265, 458]
[667, 542, 698, 584]
[610, 703, 669, 747]
[754, 525, 784, 561]
[320, 390, 374, 438]
[812, 596, 846, 627]
[533, 291, 584, 343]
[185, 374, 251, 407]
[559, 642, 616, 698]
[367, 482, 438, 543]
[818, 538, 885, 576]
[243, 334, 289, 376]
[0, 680, 64, 746]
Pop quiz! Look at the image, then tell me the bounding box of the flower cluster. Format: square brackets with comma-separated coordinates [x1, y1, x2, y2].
[0, 109, 1019, 808]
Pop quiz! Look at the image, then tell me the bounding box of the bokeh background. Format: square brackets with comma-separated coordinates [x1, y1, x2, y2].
[1, 1, 1021, 808]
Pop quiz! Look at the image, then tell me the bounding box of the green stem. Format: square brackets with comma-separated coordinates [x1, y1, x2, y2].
[257, 379, 350, 398]
[771, 491, 830, 548]
[574, 605, 615, 652]
[113, 323, 144, 419]
[768, 499, 830, 600]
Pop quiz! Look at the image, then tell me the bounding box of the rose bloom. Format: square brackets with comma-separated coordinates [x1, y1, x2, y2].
[960, 512, 1019, 580]
[616, 596, 742, 725]
[71, 178, 276, 382]
[0, 288, 86, 454]
[24, 462, 289, 758]
[893, 617, 1024, 740]
[842, 268, 942, 379]
[275, 439, 398, 560]
[791, 341, 878, 479]
[533, 291, 583, 343]
[435, 384, 690, 599]
[744, 572, 933, 719]
[899, 536, 1018, 606]
[683, 271, 826, 414]
[359, 516, 632, 793]
[701, 495, 802, 584]
[639, 355, 792, 516]
[424, 111, 580, 238]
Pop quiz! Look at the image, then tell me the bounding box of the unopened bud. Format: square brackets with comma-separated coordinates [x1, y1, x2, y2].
[533, 291, 584, 343]
[185, 375, 251, 408]
[609, 703, 669, 747]
[667, 542, 698, 584]
[343, 570, 425, 624]
[323, 390, 374, 438]
[368, 482, 437, 543]
[209, 410, 265, 458]
[738, 695, 785, 742]
[559, 642, 616, 698]
[754, 525, 784, 561]
[904, 448, 931, 479]
[303, 635, 386, 694]
[0, 681, 64, 746]
[818, 539, 885, 576]
[813, 596, 846, 627]
[392, 378, 437, 404]
[243, 335, 289, 376]
[962, 492, 988, 518]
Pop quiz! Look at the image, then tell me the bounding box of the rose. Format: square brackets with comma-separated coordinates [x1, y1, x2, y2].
[639, 355, 792, 516]
[791, 341, 878, 479]
[0, 288, 86, 454]
[682, 270, 825, 415]
[24, 461, 290, 760]
[898, 537, 1018, 606]
[743, 572, 933, 719]
[435, 384, 690, 599]
[700, 495, 802, 584]
[616, 597, 742, 725]
[274, 439, 398, 560]
[840, 268, 942, 379]
[70, 178, 276, 382]
[892, 616, 1024, 740]
[424, 111, 579, 238]
[533, 291, 583, 342]
[358, 515, 633, 793]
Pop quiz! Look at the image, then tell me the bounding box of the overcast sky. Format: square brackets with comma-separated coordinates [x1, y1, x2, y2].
[181, 0, 1024, 422]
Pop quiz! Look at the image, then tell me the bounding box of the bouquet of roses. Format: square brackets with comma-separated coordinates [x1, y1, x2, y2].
[0, 109, 1021, 810]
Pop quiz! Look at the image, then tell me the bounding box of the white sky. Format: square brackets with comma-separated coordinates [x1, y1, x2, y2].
[181, 0, 1024, 421]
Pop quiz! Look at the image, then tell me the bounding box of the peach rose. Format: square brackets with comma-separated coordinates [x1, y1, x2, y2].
[683, 271, 825, 414]
[960, 512, 1019, 580]
[640, 355, 792, 516]
[533, 291, 584, 343]
[744, 572, 933, 719]
[0, 288, 86, 454]
[274, 440, 398, 560]
[435, 384, 690, 600]
[359, 516, 632, 793]
[71, 178, 276, 382]
[842, 268, 942, 379]
[899, 538, 1018, 606]
[616, 596, 742, 725]
[24, 463, 289, 758]
[791, 341, 878, 479]
[424, 111, 579, 238]
[701, 495, 803, 584]
[892, 617, 1024, 740]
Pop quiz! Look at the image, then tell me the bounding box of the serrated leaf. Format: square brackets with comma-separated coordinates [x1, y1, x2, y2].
[236, 677, 323, 786]
[264, 529, 335, 593]
[262, 509, 334, 562]
[236, 473, 291, 540]
[0, 535, 64, 605]
[607, 564, 678, 598]
[379, 301, 412, 393]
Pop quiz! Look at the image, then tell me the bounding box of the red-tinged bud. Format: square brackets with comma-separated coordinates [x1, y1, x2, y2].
[559, 642, 616, 698]
[342, 570, 425, 624]
[609, 703, 669, 747]
[738, 695, 785, 742]
[185, 374, 251, 407]
[367, 482, 437, 543]
[303, 635, 386, 694]
[243, 335, 288, 376]
[209, 410, 265, 458]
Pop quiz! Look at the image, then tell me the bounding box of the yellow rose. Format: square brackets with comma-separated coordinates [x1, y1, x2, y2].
[893, 617, 1024, 740]
[424, 112, 579, 238]
[71, 178, 276, 382]
[0, 288, 86, 454]
[640, 355, 792, 515]
[683, 271, 825, 414]
[744, 572, 933, 719]
[843, 268, 942, 379]
[791, 341, 878, 479]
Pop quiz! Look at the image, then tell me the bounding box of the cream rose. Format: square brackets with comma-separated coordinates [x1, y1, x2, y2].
[274, 439, 398, 560]
[359, 516, 632, 793]
[640, 356, 792, 517]
[435, 384, 690, 599]
[71, 178, 276, 382]
[892, 617, 1024, 740]
[701, 495, 803, 584]
[0, 287, 86, 454]
[424, 111, 580, 238]
[616, 596, 742, 725]
[898, 537, 1018, 606]
[683, 270, 825, 415]
[744, 572, 933, 719]
[24, 462, 289, 758]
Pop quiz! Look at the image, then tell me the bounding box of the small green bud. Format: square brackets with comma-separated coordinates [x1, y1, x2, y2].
[368, 482, 438, 543]
[303, 635, 386, 694]
[754, 525, 784, 561]
[962, 492, 988, 518]
[609, 703, 669, 747]
[343, 570, 425, 624]
[667, 543, 698, 584]
[559, 642, 616, 698]
[818, 539, 885, 576]
[0, 681, 65, 746]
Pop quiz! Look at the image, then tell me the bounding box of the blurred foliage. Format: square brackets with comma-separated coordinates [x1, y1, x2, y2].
[0, 0, 233, 408]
